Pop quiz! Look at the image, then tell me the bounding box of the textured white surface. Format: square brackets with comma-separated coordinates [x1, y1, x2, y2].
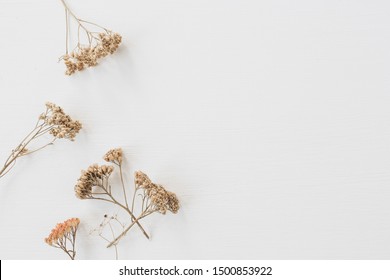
[0, 0, 390, 259]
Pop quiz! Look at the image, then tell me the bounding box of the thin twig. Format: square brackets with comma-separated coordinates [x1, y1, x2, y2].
[118, 163, 129, 209]
[107, 211, 155, 248]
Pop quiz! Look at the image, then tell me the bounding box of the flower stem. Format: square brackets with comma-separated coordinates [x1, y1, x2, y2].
[92, 194, 150, 240]
[118, 163, 129, 209]
[106, 211, 154, 248]
[0, 123, 46, 178]
[59, 0, 90, 32]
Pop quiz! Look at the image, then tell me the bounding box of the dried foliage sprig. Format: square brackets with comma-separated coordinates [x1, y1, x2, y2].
[74, 148, 180, 248]
[0, 102, 82, 179]
[45, 218, 80, 260]
[59, 0, 122, 75]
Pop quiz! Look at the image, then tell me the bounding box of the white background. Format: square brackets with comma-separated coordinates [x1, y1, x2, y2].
[0, 0, 389, 259]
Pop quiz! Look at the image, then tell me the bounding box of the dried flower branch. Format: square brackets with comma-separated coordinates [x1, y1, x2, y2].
[106, 171, 180, 248]
[59, 0, 122, 75]
[0, 102, 82, 179]
[45, 218, 80, 260]
[90, 214, 126, 260]
[74, 148, 180, 249]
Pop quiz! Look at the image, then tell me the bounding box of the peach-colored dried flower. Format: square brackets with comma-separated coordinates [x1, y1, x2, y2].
[45, 218, 80, 245]
[45, 218, 80, 260]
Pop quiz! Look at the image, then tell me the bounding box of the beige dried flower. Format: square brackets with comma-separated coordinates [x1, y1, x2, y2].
[167, 191, 180, 213]
[75, 164, 114, 199]
[135, 171, 180, 214]
[44, 102, 82, 141]
[135, 171, 153, 188]
[75, 148, 180, 249]
[0, 102, 82, 179]
[103, 148, 123, 164]
[60, 0, 122, 75]
[45, 218, 80, 260]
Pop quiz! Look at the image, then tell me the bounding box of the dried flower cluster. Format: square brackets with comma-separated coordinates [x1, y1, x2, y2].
[0, 102, 82, 179]
[135, 171, 180, 214]
[75, 164, 114, 199]
[103, 148, 123, 164]
[2, 0, 182, 261]
[63, 32, 122, 75]
[42, 102, 82, 140]
[60, 0, 122, 75]
[45, 218, 80, 260]
[74, 148, 180, 249]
